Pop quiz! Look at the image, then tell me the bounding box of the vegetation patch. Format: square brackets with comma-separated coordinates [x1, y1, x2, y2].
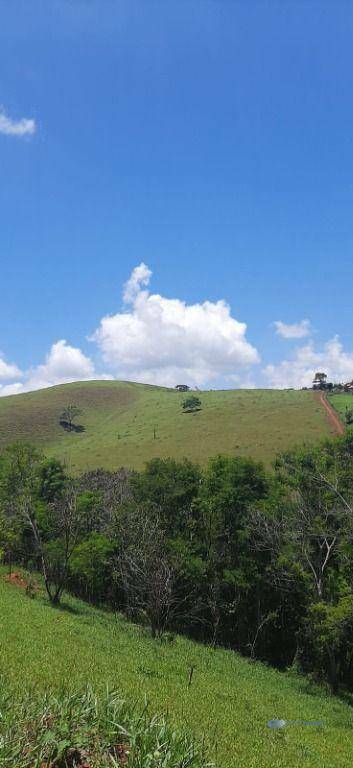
[328, 394, 353, 429]
[0, 684, 209, 768]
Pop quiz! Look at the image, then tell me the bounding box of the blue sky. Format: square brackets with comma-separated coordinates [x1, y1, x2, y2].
[1, 0, 353, 393]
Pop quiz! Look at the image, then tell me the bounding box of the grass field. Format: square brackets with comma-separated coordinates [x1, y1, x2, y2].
[328, 394, 353, 429]
[0, 381, 331, 472]
[1, 573, 353, 768]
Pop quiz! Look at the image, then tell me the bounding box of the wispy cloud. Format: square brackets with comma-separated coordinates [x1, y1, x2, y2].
[0, 109, 36, 137]
[274, 319, 311, 339]
[123, 262, 152, 304]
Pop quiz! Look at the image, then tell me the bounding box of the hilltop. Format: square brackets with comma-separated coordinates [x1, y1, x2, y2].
[0, 380, 332, 472]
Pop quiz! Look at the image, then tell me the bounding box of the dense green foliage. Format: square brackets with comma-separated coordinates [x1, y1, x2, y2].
[2, 576, 353, 768]
[0, 381, 330, 471]
[2, 433, 353, 695]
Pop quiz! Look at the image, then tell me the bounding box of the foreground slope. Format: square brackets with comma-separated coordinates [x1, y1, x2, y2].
[0, 381, 331, 471]
[1, 575, 353, 768]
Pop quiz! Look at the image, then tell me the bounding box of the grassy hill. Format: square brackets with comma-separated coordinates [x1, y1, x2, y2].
[0, 381, 331, 472]
[1, 572, 353, 768]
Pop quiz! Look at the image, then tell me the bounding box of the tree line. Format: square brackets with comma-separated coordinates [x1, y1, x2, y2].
[1, 435, 353, 694]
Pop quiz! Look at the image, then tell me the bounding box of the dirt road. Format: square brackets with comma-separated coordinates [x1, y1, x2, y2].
[315, 391, 345, 436]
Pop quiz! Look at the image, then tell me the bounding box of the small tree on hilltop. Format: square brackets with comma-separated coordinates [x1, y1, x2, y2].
[182, 395, 202, 413]
[59, 404, 82, 431]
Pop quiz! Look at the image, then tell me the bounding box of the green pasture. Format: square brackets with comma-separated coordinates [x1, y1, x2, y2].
[0, 381, 330, 472]
[1, 575, 353, 767]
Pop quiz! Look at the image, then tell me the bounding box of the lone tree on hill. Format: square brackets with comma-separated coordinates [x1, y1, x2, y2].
[59, 404, 82, 431]
[182, 395, 202, 413]
[312, 372, 328, 390]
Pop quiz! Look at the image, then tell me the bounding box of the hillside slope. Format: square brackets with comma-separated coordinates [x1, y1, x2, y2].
[1, 574, 353, 768]
[0, 381, 331, 471]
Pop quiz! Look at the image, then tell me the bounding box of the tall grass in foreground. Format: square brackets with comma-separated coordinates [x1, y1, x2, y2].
[0, 684, 212, 768]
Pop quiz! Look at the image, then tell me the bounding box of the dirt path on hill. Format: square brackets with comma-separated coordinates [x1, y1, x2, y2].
[315, 391, 345, 436]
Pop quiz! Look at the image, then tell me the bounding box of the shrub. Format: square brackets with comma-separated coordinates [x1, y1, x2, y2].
[182, 396, 202, 413]
[345, 407, 353, 425]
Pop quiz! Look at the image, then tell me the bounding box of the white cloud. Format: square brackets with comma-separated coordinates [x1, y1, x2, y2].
[0, 340, 102, 397]
[274, 319, 311, 339]
[264, 336, 353, 389]
[24, 340, 95, 390]
[13, 266, 353, 397]
[0, 109, 36, 137]
[0, 382, 25, 397]
[0, 354, 22, 381]
[123, 262, 152, 304]
[91, 263, 260, 387]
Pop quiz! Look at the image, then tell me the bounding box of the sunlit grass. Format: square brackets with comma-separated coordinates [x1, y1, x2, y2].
[328, 394, 353, 430]
[1, 574, 353, 767]
[0, 381, 329, 472]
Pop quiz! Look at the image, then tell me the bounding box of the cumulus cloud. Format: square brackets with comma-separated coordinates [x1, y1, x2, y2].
[274, 319, 311, 339]
[91, 263, 260, 387]
[24, 340, 95, 390]
[12, 266, 352, 396]
[0, 354, 22, 381]
[264, 336, 353, 389]
[0, 340, 102, 397]
[0, 109, 36, 137]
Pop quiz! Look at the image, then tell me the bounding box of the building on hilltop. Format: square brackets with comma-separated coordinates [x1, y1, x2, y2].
[175, 384, 190, 392]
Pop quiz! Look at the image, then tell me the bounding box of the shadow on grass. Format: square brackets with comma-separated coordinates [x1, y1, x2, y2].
[59, 420, 86, 433]
[287, 670, 353, 707]
[46, 599, 87, 617]
[337, 689, 353, 708]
